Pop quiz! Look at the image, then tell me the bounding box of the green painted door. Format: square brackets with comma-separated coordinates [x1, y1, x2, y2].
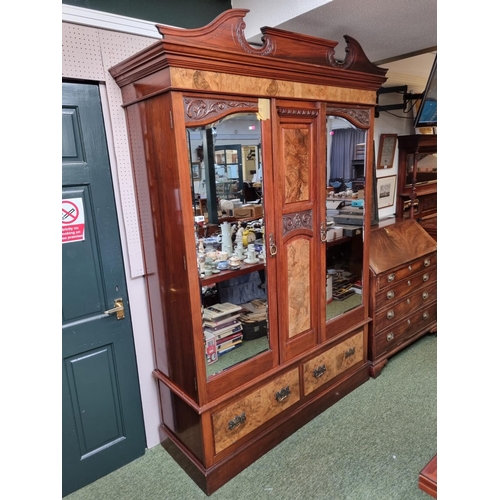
[62, 82, 145, 496]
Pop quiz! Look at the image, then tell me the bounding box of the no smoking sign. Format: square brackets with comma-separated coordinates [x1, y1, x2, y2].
[62, 198, 85, 243]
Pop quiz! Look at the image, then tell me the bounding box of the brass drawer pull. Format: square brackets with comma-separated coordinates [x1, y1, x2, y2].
[228, 412, 246, 431]
[386, 332, 395, 342]
[386, 310, 395, 320]
[422, 312, 429, 320]
[422, 291, 429, 300]
[345, 347, 356, 358]
[387, 290, 395, 300]
[388, 273, 396, 283]
[422, 273, 430, 282]
[424, 258, 431, 267]
[313, 364, 327, 379]
[275, 386, 291, 403]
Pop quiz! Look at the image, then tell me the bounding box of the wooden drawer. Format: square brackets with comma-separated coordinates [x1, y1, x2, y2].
[375, 252, 436, 291]
[373, 302, 437, 358]
[212, 368, 300, 455]
[303, 330, 364, 396]
[374, 266, 437, 310]
[374, 282, 437, 333]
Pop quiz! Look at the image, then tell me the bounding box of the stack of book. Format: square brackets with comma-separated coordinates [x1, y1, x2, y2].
[203, 303, 244, 359]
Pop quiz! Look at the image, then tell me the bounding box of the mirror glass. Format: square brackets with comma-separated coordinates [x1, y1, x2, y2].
[325, 116, 366, 321]
[187, 113, 270, 380]
[405, 152, 437, 187]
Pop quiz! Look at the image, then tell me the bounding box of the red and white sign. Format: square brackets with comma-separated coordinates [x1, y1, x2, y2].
[62, 198, 85, 243]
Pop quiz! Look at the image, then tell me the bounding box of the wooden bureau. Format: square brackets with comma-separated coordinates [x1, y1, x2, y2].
[368, 219, 437, 377]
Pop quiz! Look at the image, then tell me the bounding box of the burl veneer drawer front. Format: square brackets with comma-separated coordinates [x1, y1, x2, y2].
[374, 283, 437, 333]
[303, 330, 364, 397]
[373, 303, 437, 357]
[212, 368, 300, 455]
[375, 253, 436, 291]
[374, 267, 437, 310]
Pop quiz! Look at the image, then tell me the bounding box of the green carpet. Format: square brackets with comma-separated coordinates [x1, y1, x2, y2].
[65, 334, 437, 499]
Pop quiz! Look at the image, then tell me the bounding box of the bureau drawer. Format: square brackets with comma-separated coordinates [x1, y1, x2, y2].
[374, 283, 437, 333]
[303, 330, 364, 396]
[212, 368, 300, 455]
[374, 266, 436, 310]
[373, 302, 437, 358]
[375, 252, 436, 291]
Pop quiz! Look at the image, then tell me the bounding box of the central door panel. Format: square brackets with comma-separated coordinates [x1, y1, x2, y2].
[273, 101, 322, 361]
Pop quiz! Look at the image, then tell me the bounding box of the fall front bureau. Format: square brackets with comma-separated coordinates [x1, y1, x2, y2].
[368, 219, 437, 377]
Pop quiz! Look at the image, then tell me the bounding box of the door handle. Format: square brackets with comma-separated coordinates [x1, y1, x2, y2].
[105, 298, 125, 320]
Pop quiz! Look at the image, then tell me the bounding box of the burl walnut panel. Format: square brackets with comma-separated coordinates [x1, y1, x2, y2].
[287, 238, 311, 338]
[303, 330, 364, 396]
[283, 127, 310, 203]
[170, 67, 376, 104]
[212, 368, 300, 454]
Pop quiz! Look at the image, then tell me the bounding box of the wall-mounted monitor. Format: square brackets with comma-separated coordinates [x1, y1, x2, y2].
[414, 55, 437, 129]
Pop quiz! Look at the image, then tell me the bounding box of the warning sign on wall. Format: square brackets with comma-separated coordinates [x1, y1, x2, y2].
[62, 198, 85, 244]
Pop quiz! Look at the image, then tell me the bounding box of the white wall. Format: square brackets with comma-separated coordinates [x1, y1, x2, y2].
[373, 92, 416, 220]
[62, 13, 162, 449]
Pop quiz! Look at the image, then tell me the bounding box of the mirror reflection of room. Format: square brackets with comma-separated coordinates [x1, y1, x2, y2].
[188, 113, 270, 380]
[325, 116, 366, 321]
[187, 113, 262, 225]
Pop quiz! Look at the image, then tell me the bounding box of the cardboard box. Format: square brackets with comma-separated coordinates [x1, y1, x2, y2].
[251, 204, 263, 217]
[233, 207, 254, 218]
[233, 204, 264, 218]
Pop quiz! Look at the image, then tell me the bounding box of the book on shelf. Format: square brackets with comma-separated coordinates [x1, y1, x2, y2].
[203, 302, 242, 320]
[203, 317, 241, 332]
[205, 324, 243, 342]
[203, 313, 241, 329]
[218, 342, 243, 356]
[216, 331, 243, 347]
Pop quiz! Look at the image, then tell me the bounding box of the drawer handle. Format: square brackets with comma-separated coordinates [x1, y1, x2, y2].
[424, 258, 431, 267]
[228, 412, 246, 431]
[408, 264, 412, 271]
[422, 312, 429, 320]
[313, 364, 327, 379]
[407, 280, 411, 286]
[345, 347, 356, 358]
[275, 386, 291, 403]
[388, 273, 396, 283]
[422, 291, 429, 300]
[387, 290, 395, 300]
[422, 273, 430, 282]
[386, 332, 395, 342]
[386, 310, 395, 320]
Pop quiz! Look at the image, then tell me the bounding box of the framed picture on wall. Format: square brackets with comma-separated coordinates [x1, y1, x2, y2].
[191, 162, 200, 179]
[377, 134, 397, 169]
[376, 175, 397, 209]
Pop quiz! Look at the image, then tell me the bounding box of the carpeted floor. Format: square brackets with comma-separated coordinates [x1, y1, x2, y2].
[65, 334, 437, 500]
